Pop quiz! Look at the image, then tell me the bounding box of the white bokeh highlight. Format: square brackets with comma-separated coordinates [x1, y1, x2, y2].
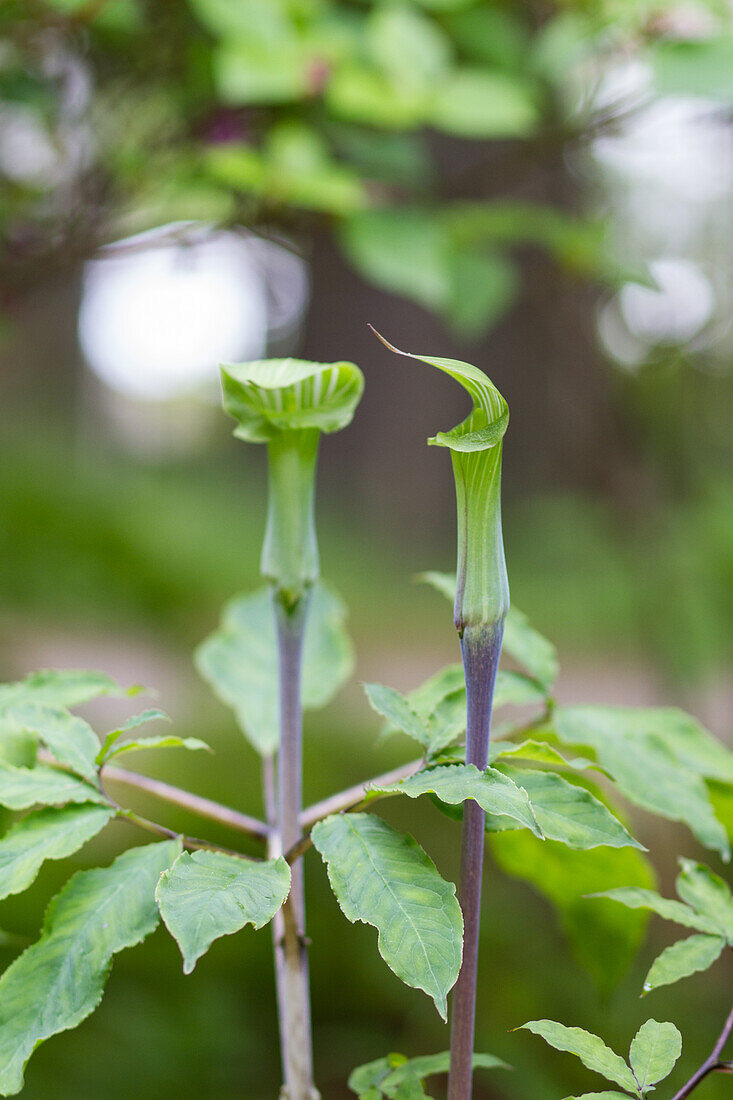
[78, 224, 274, 401]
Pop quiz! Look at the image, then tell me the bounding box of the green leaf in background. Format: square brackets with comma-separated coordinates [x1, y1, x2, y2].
[0, 670, 125, 713]
[220, 358, 364, 443]
[492, 670, 547, 709]
[553, 707, 730, 858]
[363, 683, 429, 749]
[206, 123, 368, 216]
[374, 764, 542, 837]
[366, 5, 452, 92]
[96, 707, 169, 763]
[656, 713, 733, 784]
[443, 6, 528, 69]
[652, 37, 733, 101]
[430, 68, 538, 139]
[416, 572, 558, 689]
[444, 247, 519, 339]
[215, 37, 312, 105]
[4, 706, 99, 780]
[502, 606, 559, 691]
[102, 735, 211, 762]
[0, 839, 180, 1095]
[0, 762, 107, 810]
[519, 1021, 638, 1094]
[341, 209, 520, 337]
[326, 64, 429, 130]
[0, 804, 114, 901]
[495, 767, 642, 850]
[311, 813, 462, 1020]
[643, 933, 727, 994]
[588, 888, 725, 936]
[156, 850, 290, 974]
[491, 831, 655, 988]
[629, 1019, 681, 1089]
[341, 209, 450, 314]
[196, 581, 353, 755]
[675, 859, 733, 938]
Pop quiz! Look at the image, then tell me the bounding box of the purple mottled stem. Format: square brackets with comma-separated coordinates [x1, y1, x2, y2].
[671, 1002, 733, 1100]
[272, 594, 319, 1100]
[448, 623, 504, 1100]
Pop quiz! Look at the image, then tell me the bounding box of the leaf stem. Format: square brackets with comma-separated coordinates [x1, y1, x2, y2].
[671, 1002, 733, 1100]
[448, 622, 504, 1100]
[37, 748, 270, 842]
[283, 760, 424, 865]
[299, 761, 422, 828]
[272, 593, 319, 1100]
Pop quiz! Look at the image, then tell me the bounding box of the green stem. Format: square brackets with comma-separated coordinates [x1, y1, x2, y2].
[262, 431, 320, 610]
[448, 621, 505, 1100]
[272, 592, 319, 1100]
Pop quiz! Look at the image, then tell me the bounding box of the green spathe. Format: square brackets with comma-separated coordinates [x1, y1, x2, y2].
[220, 357, 363, 603]
[370, 333, 508, 634]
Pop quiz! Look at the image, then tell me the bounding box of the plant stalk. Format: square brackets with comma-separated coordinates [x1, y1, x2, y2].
[671, 1002, 733, 1099]
[272, 593, 319, 1100]
[448, 622, 504, 1100]
[39, 749, 270, 841]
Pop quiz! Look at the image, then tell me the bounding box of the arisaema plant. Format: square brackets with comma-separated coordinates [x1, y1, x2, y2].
[0, 347, 730, 1100]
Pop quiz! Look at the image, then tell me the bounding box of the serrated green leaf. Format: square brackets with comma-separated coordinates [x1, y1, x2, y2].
[0, 670, 123, 713]
[383, 665, 465, 756]
[497, 768, 642, 850]
[675, 860, 733, 941]
[0, 804, 114, 901]
[491, 832, 655, 989]
[196, 582, 353, 755]
[156, 850, 290, 974]
[96, 708, 169, 763]
[0, 839, 180, 1095]
[349, 1050, 508, 1097]
[220, 358, 364, 443]
[364, 684, 429, 748]
[519, 1021, 638, 1093]
[422, 689, 466, 755]
[643, 934, 726, 993]
[554, 707, 729, 858]
[562, 1093, 634, 1099]
[381, 1052, 509, 1096]
[312, 813, 462, 1020]
[4, 706, 99, 780]
[489, 740, 596, 771]
[0, 762, 106, 810]
[374, 764, 542, 837]
[629, 1019, 682, 1089]
[589, 888, 724, 936]
[393, 1071, 426, 1099]
[103, 735, 211, 762]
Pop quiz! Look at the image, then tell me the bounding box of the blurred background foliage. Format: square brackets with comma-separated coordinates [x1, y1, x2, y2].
[0, 0, 731, 1097]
